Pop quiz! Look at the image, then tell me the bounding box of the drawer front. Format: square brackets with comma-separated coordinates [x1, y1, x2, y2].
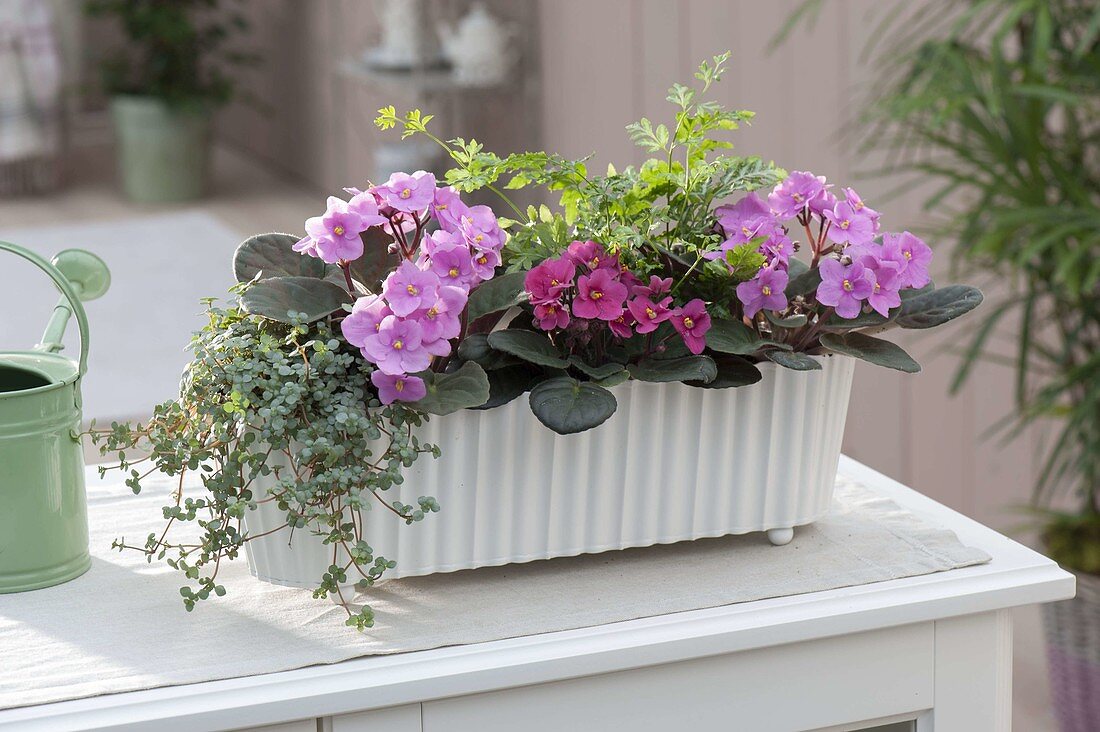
[423, 623, 933, 732]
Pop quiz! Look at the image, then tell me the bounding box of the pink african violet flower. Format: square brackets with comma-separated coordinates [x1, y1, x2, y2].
[431, 186, 471, 232]
[843, 187, 880, 225]
[297, 196, 366, 263]
[470, 247, 501, 281]
[371, 371, 427, 405]
[374, 170, 436, 213]
[533, 300, 571, 331]
[769, 171, 826, 219]
[758, 232, 795, 267]
[459, 205, 505, 251]
[626, 295, 672, 334]
[572, 268, 628, 321]
[420, 229, 465, 256]
[413, 285, 467, 342]
[882, 231, 932, 289]
[608, 310, 635, 339]
[736, 263, 789, 318]
[823, 201, 875, 247]
[347, 190, 388, 229]
[340, 295, 391, 347]
[715, 193, 775, 241]
[632, 275, 672, 299]
[382, 260, 440, 317]
[671, 299, 711, 355]
[427, 246, 476, 289]
[816, 258, 875, 319]
[565, 240, 607, 270]
[858, 254, 902, 317]
[525, 257, 577, 304]
[808, 187, 838, 217]
[362, 316, 431, 375]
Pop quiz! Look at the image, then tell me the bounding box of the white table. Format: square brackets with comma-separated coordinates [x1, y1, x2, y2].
[0, 457, 1075, 732]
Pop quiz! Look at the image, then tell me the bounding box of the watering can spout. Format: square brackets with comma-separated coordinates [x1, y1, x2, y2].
[30, 249, 111, 355]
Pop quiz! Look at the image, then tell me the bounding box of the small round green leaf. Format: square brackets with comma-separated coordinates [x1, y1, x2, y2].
[528, 377, 618, 434]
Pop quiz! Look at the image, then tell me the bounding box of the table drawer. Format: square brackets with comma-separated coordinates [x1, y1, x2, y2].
[423, 623, 933, 732]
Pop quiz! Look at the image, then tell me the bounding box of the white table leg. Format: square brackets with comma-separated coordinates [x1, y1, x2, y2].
[918, 610, 1013, 731]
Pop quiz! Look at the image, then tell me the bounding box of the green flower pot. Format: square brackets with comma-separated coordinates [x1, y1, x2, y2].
[110, 95, 210, 203]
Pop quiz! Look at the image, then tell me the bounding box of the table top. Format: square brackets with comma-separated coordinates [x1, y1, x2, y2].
[0, 456, 1075, 732]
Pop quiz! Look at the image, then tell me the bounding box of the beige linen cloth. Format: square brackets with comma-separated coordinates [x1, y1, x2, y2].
[0, 469, 990, 709]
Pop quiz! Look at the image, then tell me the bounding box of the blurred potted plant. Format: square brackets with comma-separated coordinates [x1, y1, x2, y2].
[792, 1, 1100, 728]
[86, 0, 253, 203]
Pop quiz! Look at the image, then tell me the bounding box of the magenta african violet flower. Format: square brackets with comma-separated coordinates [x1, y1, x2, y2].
[340, 294, 391, 347]
[566, 240, 607, 270]
[823, 201, 875, 247]
[882, 231, 932, 289]
[371, 371, 427, 405]
[362, 315, 430, 375]
[626, 295, 672, 334]
[671, 299, 711, 355]
[572, 268, 628, 321]
[382, 260, 440, 317]
[533, 300, 571, 331]
[632, 275, 672, 299]
[374, 170, 436, 213]
[608, 310, 635, 339]
[816, 258, 875, 319]
[525, 257, 577, 304]
[736, 263, 789, 318]
[768, 171, 826, 219]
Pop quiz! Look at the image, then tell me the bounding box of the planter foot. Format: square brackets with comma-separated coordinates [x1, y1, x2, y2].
[767, 527, 794, 546]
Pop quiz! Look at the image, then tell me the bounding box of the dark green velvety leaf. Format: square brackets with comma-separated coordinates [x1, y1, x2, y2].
[415, 361, 491, 415]
[468, 365, 531, 410]
[346, 227, 397, 292]
[528, 377, 618, 434]
[819, 332, 921, 373]
[595, 369, 631, 388]
[568, 356, 626, 381]
[785, 265, 821, 298]
[821, 308, 892, 330]
[686, 355, 762, 388]
[787, 257, 809, 279]
[899, 281, 934, 300]
[240, 276, 352, 323]
[765, 311, 809, 328]
[765, 349, 822, 370]
[466, 270, 528, 322]
[486, 329, 568, 368]
[629, 355, 717, 383]
[705, 317, 791, 355]
[233, 233, 327, 283]
[456, 333, 521, 370]
[896, 284, 984, 329]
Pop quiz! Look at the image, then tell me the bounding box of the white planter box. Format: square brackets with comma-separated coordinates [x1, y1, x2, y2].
[244, 354, 855, 588]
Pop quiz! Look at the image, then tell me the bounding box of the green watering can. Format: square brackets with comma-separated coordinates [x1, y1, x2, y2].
[0, 241, 110, 593]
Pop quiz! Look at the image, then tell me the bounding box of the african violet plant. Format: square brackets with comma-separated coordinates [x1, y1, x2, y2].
[95, 53, 982, 628]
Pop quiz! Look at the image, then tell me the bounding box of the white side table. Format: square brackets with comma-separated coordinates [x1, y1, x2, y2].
[0, 457, 1074, 732]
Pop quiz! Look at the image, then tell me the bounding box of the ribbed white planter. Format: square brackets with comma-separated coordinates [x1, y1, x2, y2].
[243, 354, 855, 588]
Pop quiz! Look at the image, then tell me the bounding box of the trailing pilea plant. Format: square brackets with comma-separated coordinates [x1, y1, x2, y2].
[94, 52, 984, 629]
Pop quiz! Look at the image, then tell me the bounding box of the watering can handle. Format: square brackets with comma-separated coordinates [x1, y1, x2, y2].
[0, 240, 91, 377]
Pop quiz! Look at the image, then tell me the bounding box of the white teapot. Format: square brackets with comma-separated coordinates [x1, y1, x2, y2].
[438, 3, 515, 86]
